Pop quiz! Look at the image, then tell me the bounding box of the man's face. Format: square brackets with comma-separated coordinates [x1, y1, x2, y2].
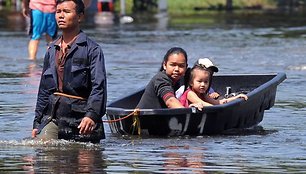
[55, 1, 82, 30]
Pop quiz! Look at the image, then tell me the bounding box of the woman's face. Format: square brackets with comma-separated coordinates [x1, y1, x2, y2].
[163, 53, 187, 83]
[190, 69, 211, 95]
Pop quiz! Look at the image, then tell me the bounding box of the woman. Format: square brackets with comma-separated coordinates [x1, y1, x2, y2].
[137, 47, 188, 109]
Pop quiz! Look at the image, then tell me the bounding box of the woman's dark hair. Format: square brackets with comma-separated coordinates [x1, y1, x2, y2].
[159, 47, 188, 71]
[56, 0, 85, 14]
[187, 64, 213, 94]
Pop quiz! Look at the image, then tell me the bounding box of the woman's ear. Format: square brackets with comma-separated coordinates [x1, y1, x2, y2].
[162, 61, 167, 70]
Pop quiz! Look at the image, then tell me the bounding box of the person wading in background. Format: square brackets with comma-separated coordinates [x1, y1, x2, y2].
[22, 0, 57, 60]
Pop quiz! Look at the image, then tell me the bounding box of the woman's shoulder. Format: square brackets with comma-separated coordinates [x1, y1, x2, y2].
[154, 71, 168, 78]
[150, 71, 171, 82]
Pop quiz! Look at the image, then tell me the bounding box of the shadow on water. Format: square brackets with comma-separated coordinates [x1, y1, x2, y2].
[277, 100, 306, 109]
[113, 125, 278, 141]
[221, 125, 278, 136]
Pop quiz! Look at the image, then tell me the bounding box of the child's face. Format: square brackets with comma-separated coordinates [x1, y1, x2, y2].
[190, 69, 211, 95]
[163, 53, 187, 83]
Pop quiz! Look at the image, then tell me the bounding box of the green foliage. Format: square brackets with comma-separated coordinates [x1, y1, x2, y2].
[167, 0, 277, 15]
[113, 0, 134, 14]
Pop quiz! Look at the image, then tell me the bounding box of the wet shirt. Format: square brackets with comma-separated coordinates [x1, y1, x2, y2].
[137, 71, 179, 109]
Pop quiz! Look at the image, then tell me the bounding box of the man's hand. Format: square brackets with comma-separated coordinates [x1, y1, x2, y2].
[22, 0, 30, 17]
[32, 129, 38, 138]
[78, 117, 96, 135]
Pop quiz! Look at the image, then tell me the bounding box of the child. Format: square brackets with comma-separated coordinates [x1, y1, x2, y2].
[180, 59, 248, 109]
[196, 58, 220, 99]
[137, 47, 188, 109]
[176, 58, 219, 99]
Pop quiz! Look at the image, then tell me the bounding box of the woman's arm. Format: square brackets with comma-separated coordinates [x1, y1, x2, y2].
[165, 96, 185, 108]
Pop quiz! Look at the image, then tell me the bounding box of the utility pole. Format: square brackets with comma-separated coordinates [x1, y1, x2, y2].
[120, 0, 125, 16]
[226, 0, 233, 11]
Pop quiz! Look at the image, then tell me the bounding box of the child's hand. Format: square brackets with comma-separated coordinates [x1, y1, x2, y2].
[209, 92, 220, 99]
[189, 102, 204, 111]
[237, 94, 248, 101]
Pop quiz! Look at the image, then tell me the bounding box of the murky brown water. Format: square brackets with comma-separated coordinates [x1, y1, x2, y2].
[0, 8, 306, 173]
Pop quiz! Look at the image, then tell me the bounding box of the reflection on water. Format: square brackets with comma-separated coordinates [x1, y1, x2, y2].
[0, 140, 105, 173]
[0, 8, 306, 173]
[161, 145, 207, 174]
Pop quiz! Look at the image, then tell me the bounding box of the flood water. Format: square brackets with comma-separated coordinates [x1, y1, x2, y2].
[0, 9, 306, 173]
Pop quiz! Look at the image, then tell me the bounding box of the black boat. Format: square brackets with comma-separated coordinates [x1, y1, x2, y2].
[105, 73, 286, 136]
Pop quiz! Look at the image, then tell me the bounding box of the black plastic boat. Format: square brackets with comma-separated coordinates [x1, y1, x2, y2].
[105, 73, 286, 136]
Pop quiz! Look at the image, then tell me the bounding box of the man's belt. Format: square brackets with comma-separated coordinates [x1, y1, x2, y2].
[53, 92, 87, 100]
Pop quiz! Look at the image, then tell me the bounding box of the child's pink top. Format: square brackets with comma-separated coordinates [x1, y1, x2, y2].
[179, 88, 206, 107]
[30, 0, 56, 13]
[179, 88, 192, 107]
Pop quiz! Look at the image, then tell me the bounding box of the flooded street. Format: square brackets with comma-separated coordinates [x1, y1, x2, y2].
[0, 10, 306, 173]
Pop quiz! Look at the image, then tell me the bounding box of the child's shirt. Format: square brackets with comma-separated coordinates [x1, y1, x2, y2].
[179, 88, 214, 107]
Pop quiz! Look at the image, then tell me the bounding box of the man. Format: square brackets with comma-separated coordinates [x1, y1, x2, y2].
[22, 0, 57, 60]
[32, 0, 107, 143]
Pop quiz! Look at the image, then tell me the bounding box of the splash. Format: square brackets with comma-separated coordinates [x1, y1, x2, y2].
[0, 139, 102, 150]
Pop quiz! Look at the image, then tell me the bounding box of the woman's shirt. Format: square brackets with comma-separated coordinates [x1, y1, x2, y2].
[137, 71, 180, 109]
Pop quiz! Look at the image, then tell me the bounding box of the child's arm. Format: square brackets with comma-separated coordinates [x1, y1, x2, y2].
[164, 94, 214, 111]
[219, 94, 248, 104]
[187, 91, 213, 107]
[203, 94, 221, 105]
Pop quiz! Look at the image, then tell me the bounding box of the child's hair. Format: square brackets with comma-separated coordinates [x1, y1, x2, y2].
[159, 47, 188, 71]
[187, 64, 213, 94]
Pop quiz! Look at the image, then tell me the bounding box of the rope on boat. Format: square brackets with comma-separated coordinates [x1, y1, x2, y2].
[131, 111, 141, 135]
[103, 108, 140, 123]
[54, 92, 142, 134]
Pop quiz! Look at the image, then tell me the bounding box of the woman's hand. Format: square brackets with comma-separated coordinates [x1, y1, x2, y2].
[209, 92, 220, 99]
